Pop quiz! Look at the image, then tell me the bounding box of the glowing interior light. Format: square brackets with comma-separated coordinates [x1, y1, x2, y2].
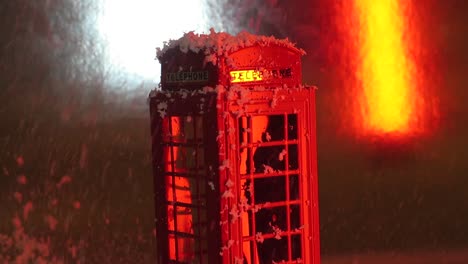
[98, 0, 208, 83]
[354, 0, 415, 134]
[230, 70, 263, 83]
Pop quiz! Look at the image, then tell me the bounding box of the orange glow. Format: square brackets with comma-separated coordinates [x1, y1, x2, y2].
[354, 0, 416, 135]
[230, 70, 263, 83]
[165, 117, 195, 262]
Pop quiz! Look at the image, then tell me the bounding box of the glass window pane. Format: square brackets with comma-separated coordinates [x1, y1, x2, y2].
[255, 206, 287, 234]
[242, 241, 255, 264]
[289, 174, 300, 201]
[168, 233, 177, 260]
[251, 115, 285, 142]
[288, 114, 298, 140]
[166, 175, 207, 206]
[184, 116, 204, 142]
[288, 144, 299, 170]
[192, 208, 208, 237]
[256, 237, 288, 263]
[175, 206, 194, 234]
[253, 176, 286, 204]
[291, 234, 303, 261]
[164, 116, 204, 143]
[253, 145, 286, 173]
[166, 176, 192, 203]
[182, 147, 196, 169]
[169, 116, 184, 142]
[290, 205, 302, 231]
[196, 147, 204, 168]
[177, 237, 195, 262]
[167, 204, 175, 231]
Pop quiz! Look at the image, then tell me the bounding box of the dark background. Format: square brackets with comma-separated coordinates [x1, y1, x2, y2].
[1, 0, 468, 262]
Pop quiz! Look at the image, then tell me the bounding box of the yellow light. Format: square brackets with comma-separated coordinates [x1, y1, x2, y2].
[230, 70, 263, 83]
[354, 0, 415, 134]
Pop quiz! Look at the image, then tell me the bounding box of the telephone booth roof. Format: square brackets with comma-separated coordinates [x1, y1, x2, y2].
[156, 29, 306, 91]
[156, 29, 305, 61]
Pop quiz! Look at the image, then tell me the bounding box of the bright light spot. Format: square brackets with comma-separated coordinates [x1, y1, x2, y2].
[98, 0, 209, 84]
[230, 70, 263, 83]
[354, 0, 416, 135]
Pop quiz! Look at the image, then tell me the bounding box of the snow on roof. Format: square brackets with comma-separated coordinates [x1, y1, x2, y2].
[156, 28, 305, 61]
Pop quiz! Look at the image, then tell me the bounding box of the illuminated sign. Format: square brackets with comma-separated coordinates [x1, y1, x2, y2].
[230, 70, 263, 83]
[166, 71, 209, 83]
[230, 68, 292, 83]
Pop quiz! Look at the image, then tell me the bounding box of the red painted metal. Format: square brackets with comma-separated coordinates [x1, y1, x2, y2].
[150, 36, 320, 264]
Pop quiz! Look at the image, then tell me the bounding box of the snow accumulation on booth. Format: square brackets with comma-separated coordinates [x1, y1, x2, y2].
[150, 29, 314, 120]
[156, 28, 305, 63]
[150, 29, 310, 99]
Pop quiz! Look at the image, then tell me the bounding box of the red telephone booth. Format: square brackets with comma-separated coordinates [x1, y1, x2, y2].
[149, 31, 320, 264]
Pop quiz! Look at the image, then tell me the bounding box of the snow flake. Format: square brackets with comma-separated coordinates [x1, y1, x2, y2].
[23, 201, 33, 220]
[222, 189, 234, 199]
[263, 164, 275, 174]
[16, 156, 24, 167]
[272, 260, 288, 264]
[294, 225, 305, 232]
[216, 130, 224, 141]
[219, 159, 231, 171]
[13, 192, 22, 203]
[45, 215, 58, 231]
[225, 179, 234, 188]
[252, 204, 262, 213]
[271, 224, 283, 240]
[208, 181, 215, 190]
[219, 240, 235, 256]
[157, 102, 168, 118]
[278, 149, 287, 161]
[239, 196, 251, 211]
[203, 86, 216, 93]
[50, 199, 58, 207]
[73, 201, 81, 210]
[57, 175, 72, 188]
[17, 175, 27, 185]
[12, 215, 22, 229]
[255, 232, 265, 243]
[227, 239, 235, 247]
[235, 257, 244, 264]
[229, 206, 241, 223]
[270, 98, 278, 108]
